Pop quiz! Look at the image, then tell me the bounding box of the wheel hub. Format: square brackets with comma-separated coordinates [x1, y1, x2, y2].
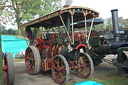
[81, 64, 86, 68]
[29, 59, 33, 64]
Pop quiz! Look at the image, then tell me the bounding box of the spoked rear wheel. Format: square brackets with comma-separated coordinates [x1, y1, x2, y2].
[75, 53, 94, 78]
[51, 55, 70, 85]
[3, 52, 14, 85]
[117, 53, 128, 76]
[117, 66, 128, 76]
[25, 46, 41, 75]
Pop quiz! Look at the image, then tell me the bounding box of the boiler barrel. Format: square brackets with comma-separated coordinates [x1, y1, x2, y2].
[94, 44, 112, 54]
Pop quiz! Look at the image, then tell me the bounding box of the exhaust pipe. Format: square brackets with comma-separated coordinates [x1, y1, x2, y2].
[62, 0, 73, 8]
[111, 9, 119, 41]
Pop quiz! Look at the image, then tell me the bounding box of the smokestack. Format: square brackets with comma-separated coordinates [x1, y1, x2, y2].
[111, 9, 119, 41]
[62, 0, 73, 8]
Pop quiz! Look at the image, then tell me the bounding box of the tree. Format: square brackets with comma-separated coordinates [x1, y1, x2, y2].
[106, 17, 128, 29]
[0, 0, 61, 35]
[118, 17, 127, 28]
[106, 18, 113, 30]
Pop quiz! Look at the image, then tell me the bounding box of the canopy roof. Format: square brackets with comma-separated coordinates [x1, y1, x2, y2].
[74, 18, 104, 28]
[19, 6, 99, 29]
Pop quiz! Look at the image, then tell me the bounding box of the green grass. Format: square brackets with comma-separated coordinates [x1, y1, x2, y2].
[99, 77, 128, 85]
[13, 58, 25, 62]
[66, 73, 128, 85]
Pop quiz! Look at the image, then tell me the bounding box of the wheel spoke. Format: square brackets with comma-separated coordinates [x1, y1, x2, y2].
[83, 68, 85, 76]
[28, 65, 32, 69]
[83, 58, 87, 64]
[55, 72, 59, 80]
[59, 72, 64, 81]
[62, 69, 66, 74]
[27, 57, 31, 60]
[53, 63, 57, 69]
[61, 61, 63, 66]
[84, 66, 90, 71]
[80, 68, 84, 74]
[55, 58, 60, 67]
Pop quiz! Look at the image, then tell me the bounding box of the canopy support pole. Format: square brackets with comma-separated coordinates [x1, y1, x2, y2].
[59, 15, 71, 42]
[84, 15, 87, 43]
[71, 11, 75, 44]
[87, 17, 94, 43]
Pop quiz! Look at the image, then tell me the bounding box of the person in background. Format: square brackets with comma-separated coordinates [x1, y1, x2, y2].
[20, 49, 25, 59]
[2, 52, 4, 59]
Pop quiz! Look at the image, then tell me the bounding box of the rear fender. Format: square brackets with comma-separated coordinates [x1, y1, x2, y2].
[76, 44, 87, 51]
[117, 47, 128, 63]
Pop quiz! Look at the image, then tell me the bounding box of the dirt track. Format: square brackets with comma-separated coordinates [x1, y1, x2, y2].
[2, 55, 118, 85]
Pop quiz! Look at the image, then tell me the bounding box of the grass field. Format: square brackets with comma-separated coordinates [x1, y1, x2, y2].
[66, 71, 128, 85]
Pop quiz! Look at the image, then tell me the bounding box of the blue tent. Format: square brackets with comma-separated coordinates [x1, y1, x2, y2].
[1, 35, 28, 58]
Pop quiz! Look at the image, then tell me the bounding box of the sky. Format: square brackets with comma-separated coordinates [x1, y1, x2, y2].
[4, 0, 128, 29]
[71, 0, 128, 18]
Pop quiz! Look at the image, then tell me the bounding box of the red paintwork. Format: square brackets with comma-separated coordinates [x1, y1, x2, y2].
[33, 32, 87, 71]
[3, 65, 8, 72]
[41, 60, 46, 71]
[76, 44, 87, 50]
[25, 48, 35, 74]
[68, 60, 75, 70]
[47, 61, 52, 70]
[90, 30, 98, 37]
[4, 56, 8, 83]
[72, 32, 85, 43]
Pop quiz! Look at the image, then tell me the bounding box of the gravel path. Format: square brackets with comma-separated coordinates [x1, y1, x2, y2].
[2, 55, 118, 85]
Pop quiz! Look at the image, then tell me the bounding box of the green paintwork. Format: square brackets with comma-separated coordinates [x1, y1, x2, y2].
[117, 47, 128, 63]
[94, 44, 111, 54]
[0, 29, 3, 84]
[89, 37, 101, 47]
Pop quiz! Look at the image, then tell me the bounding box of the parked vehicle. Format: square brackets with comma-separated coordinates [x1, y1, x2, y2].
[86, 9, 128, 76]
[3, 52, 15, 85]
[19, 6, 99, 84]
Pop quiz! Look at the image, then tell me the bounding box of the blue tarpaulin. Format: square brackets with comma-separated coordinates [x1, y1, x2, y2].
[75, 81, 102, 85]
[1, 35, 28, 58]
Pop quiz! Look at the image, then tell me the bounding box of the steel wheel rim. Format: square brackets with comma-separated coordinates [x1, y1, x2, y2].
[76, 55, 91, 78]
[25, 48, 35, 74]
[52, 57, 66, 83]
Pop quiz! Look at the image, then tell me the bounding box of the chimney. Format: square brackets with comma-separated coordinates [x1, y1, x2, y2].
[111, 9, 119, 41]
[62, 0, 73, 8]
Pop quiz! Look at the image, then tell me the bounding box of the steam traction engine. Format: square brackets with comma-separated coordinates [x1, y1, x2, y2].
[88, 9, 128, 76]
[19, 6, 99, 84]
[3, 53, 15, 85]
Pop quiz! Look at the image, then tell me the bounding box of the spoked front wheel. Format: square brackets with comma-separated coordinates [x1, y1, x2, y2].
[51, 55, 70, 85]
[3, 52, 15, 85]
[75, 53, 94, 78]
[25, 46, 41, 75]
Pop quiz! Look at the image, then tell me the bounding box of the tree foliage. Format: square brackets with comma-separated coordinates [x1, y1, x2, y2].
[106, 17, 128, 29]
[0, 0, 61, 29]
[0, 26, 17, 35]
